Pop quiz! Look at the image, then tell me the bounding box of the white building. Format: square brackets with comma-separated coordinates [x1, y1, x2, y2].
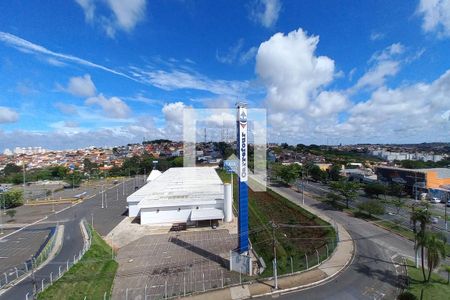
[127, 167, 233, 226]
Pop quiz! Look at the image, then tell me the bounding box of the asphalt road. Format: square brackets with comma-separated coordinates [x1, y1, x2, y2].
[302, 181, 450, 240]
[264, 184, 415, 300]
[0, 176, 145, 300]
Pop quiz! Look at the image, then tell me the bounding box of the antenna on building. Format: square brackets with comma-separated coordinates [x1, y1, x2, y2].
[204, 128, 207, 144]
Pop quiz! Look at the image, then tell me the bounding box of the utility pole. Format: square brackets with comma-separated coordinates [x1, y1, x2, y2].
[301, 172, 305, 205]
[31, 257, 37, 298]
[0, 193, 3, 235]
[101, 185, 104, 209]
[22, 161, 26, 187]
[270, 220, 278, 290]
[445, 193, 448, 231]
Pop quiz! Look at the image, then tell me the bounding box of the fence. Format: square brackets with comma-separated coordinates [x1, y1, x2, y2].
[30, 219, 92, 299]
[111, 233, 338, 300]
[0, 225, 58, 290]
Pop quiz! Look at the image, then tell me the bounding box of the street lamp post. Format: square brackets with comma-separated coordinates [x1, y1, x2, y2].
[0, 193, 4, 235]
[445, 193, 448, 231]
[101, 185, 104, 209]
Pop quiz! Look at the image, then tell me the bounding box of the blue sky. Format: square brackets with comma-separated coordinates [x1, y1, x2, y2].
[0, 0, 449, 150]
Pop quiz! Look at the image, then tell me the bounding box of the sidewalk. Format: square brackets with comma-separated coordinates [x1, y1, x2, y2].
[186, 187, 354, 300]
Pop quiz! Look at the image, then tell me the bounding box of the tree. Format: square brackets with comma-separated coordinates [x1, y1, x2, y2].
[328, 164, 342, 181]
[64, 171, 83, 188]
[3, 163, 21, 176]
[3, 189, 24, 208]
[329, 180, 361, 209]
[364, 183, 386, 199]
[357, 199, 385, 217]
[391, 197, 407, 214]
[425, 233, 446, 282]
[411, 204, 431, 281]
[388, 183, 405, 199]
[83, 158, 98, 174]
[309, 165, 327, 182]
[274, 164, 301, 185]
[5, 209, 16, 221]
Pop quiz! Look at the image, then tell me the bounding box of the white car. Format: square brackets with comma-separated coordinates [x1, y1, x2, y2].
[430, 197, 441, 204]
[431, 216, 439, 224]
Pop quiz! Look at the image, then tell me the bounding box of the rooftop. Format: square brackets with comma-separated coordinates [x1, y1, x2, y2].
[127, 167, 224, 208]
[377, 166, 450, 179]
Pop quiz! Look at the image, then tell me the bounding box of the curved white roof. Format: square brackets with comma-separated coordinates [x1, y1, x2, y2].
[127, 167, 224, 208]
[146, 169, 162, 182]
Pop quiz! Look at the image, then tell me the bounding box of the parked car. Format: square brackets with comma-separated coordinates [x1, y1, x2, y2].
[447, 200, 450, 207]
[431, 216, 439, 224]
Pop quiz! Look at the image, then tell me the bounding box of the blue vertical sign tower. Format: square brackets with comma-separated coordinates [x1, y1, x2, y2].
[237, 103, 249, 253]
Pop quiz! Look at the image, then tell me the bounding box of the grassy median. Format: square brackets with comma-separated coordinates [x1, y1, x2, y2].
[38, 226, 118, 300]
[217, 169, 336, 277]
[405, 260, 450, 300]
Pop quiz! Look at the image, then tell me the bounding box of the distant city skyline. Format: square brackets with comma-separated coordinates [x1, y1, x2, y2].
[0, 1, 450, 151]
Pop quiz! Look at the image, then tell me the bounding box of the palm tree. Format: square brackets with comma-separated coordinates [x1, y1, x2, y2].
[410, 204, 431, 281]
[426, 233, 446, 282]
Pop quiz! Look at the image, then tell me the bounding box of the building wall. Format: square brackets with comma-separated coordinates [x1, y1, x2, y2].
[140, 201, 224, 225]
[426, 171, 450, 189]
[128, 201, 140, 217]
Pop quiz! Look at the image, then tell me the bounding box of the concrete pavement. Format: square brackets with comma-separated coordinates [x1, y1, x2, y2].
[185, 186, 355, 300]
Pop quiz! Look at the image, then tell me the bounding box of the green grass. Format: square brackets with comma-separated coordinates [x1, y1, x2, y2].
[406, 260, 450, 300]
[38, 226, 118, 300]
[217, 169, 336, 277]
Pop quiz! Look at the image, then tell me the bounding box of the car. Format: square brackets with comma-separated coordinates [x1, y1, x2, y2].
[447, 200, 450, 207]
[430, 197, 441, 204]
[431, 216, 439, 224]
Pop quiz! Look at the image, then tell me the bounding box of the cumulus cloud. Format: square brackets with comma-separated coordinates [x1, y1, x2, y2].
[85, 94, 131, 119]
[256, 28, 336, 112]
[352, 43, 405, 92]
[162, 102, 187, 125]
[321, 70, 450, 143]
[249, 0, 281, 28]
[63, 74, 97, 97]
[0, 107, 19, 123]
[417, 0, 450, 37]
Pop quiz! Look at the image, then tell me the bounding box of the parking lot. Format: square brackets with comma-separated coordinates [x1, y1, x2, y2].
[112, 229, 240, 300]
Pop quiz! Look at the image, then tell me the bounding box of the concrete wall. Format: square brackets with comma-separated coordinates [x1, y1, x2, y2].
[140, 201, 224, 225]
[128, 201, 141, 217]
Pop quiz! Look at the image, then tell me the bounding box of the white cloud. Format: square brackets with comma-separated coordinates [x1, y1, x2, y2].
[106, 0, 146, 32]
[370, 31, 385, 41]
[130, 67, 249, 96]
[85, 94, 131, 119]
[216, 39, 244, 64]
[250, 0, 281, 28]
[352, 43, 405, 91]
[54, 102, 79, 115]
[64, 74, 97, 97]
[308, 91, 349, 117]
[256, 28, 335, 112]
[321, 70, 450, 143]
[0, 31, 138, 82]
[75, 0, 95, 23]
[0, 107, 19, 123]
[417, 0, 450, 37]
[239, 47, 258, 64]
[162, 102, 187, 125]
[353, 60, 400, 91]
[75, 0, 146, 37]
[216, 39, 257, 65]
